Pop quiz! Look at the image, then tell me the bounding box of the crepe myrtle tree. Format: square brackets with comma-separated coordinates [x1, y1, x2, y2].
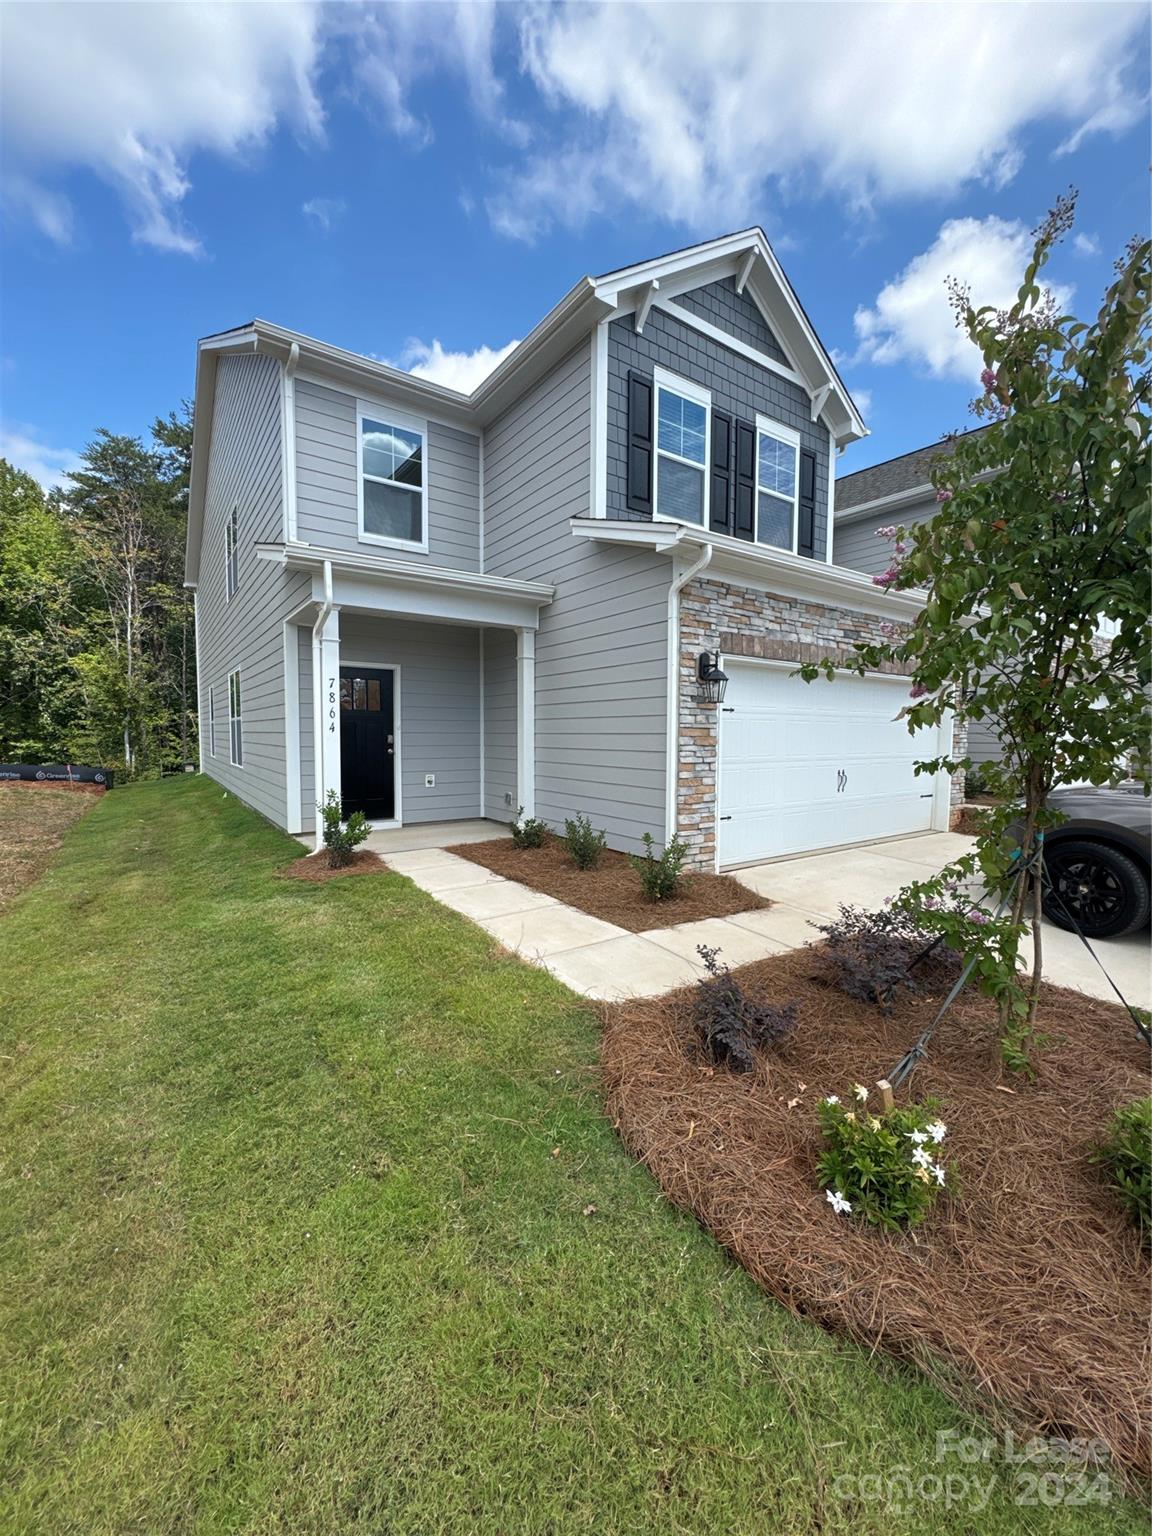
[802, 193, 1150, 1061]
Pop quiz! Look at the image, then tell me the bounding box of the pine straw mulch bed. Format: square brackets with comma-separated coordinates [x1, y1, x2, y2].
[601, 944, 1151, 1487]
[278, 850, 387, 882]
[445, 835, 768, 932]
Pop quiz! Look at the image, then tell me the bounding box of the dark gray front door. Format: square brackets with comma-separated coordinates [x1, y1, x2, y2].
[339, 667, 395, 820]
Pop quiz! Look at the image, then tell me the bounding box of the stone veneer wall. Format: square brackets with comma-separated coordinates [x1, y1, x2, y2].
[677, 576, 966, 868]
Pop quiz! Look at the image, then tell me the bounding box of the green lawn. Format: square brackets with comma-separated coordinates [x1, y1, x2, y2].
[0, 778, 1140, 1534]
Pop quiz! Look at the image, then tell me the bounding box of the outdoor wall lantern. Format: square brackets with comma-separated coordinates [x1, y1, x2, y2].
[697, 651, 729, 705]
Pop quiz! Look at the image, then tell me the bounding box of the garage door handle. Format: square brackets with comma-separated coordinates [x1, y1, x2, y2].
[719, 815, 733, 821]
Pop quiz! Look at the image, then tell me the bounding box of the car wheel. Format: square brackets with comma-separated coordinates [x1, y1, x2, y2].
[1043, 840, 1151, 939]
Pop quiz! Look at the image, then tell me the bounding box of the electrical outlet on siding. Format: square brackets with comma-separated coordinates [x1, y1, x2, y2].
[424, 774, 435, 788]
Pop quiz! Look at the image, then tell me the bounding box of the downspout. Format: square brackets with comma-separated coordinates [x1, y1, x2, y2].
[311, 558, 334, 853]
[665, 539, 713, 844]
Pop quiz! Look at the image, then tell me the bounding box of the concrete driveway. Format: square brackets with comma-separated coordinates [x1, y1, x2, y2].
[732, 832, 1150, 1010]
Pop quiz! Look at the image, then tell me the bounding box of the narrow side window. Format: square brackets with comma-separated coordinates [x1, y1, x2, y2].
[228, 669, 243, 767]
[208, 685, 216, 756]
[226, 505, 239, 598]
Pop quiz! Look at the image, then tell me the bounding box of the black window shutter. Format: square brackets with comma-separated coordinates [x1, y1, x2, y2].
[626, 371, 653, 517]
[710, 410, 733, 534]
[733, 419, 756, 541]
[798, 448, 817, 558]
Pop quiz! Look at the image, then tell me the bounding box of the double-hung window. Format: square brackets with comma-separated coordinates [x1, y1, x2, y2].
[654, 369, 710, 526]
[755, 418, 800, 551]
[358, 405, 427, 549]
[225, 505, 239, 598]
[228, 669, 243, 767]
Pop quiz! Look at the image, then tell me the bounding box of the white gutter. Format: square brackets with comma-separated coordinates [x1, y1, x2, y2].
[311, 558, 334, 853]
[665, 542, 713, 843]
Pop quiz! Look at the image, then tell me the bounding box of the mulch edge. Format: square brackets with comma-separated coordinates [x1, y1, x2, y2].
[599, 946, 1151, 1491]
[445, 835, 770, 934]
[277, 849, 387, 882]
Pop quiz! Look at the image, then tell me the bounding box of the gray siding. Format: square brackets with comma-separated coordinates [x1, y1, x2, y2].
[339, 615, 481, 823]
[605, 302, 833, 558]
[674, 275, 788, 366]
[482, 627, 517, 821]
[966, 718, 1004, 766]
[832, 491, 938, 575]
[197, 352, 309, 828]
[295, 379, 481, 570]
[484, 340, 671, 854]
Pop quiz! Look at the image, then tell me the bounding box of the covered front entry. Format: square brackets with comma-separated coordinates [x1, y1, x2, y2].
[718, 661, 942, 865]
[339, 666, 396, 821]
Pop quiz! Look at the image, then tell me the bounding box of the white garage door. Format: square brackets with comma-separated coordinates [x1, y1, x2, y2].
[718, 663, 940, 865]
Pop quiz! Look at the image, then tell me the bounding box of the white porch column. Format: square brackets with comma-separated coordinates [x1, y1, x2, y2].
[515, 626, 536, 819]
[312, 606, 342, 830]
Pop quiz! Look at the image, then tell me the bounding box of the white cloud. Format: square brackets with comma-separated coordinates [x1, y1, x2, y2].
[396, 337, 520, 394]
[488, 1, 1146, 241]
[1073, 232, 1102, 258]
[848, 388, 873, 421]
[1, 427, 82, 490]
[1, 2, 323, 253]
[852, 217, 1074, 383]
[302, 196, 346, 232]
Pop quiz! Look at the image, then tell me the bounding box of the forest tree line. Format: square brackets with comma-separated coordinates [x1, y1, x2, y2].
[0, 407, 197, 775]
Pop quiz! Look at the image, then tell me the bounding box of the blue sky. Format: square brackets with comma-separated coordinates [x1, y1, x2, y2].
[1, 1, 1148, 490]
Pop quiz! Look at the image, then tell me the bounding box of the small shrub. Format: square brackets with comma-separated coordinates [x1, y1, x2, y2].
[815, 903, 963, 1013]
[1092, 1098, 1152, 1242]
[510, 806, 548, 849]
[629, 831, 689, 902]
[319, 789, 370, 869]
[693, 946, 797, 1072]
[817, 1089, 957, 1229]
[564, 812, 607, 870]
[964, 763, 991, 798]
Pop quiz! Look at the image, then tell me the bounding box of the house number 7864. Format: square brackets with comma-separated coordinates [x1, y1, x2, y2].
[328, 676, 337, 732]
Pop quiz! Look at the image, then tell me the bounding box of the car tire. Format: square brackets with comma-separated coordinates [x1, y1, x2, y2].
[1043, 840, 1151, 939]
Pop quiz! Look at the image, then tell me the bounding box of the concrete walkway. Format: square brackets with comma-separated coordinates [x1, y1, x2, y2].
[383, 830, 1150, 1009]
[382, 846, 791, 1001]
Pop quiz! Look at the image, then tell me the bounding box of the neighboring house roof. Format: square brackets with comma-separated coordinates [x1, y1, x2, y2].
[835, 424, 995, 522]
[186, 228, 868, 585]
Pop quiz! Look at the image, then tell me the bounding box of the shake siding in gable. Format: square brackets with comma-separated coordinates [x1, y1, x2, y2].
[198, 352, 310, 827]
[605, 298, 833, 557]
[294, 378, 481, 571]
[483, 340, 670, 854]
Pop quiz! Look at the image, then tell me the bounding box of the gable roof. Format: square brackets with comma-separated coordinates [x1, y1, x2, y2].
[186, 229, 867, 583]
[835, 424, 995, 519]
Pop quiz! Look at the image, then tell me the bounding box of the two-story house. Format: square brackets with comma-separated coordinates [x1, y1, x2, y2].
[186, 229, 958, 870]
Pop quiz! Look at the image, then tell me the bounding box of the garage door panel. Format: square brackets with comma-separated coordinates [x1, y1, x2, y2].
[718, 663, 939, 865]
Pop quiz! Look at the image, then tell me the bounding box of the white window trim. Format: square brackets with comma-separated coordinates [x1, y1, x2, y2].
[225, 504, 239, 599]
[228, 668, 243, 768]
[754, 414, 802, 556]
[208, 684, 216, 757]
[652, 365, 711, 531]
[355, 398, 430, 554]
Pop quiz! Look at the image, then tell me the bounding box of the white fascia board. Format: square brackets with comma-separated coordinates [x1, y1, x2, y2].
[568, 517, 687, 552]
[255, 541, 554, 606]
[324, 572, 547, 631]
[567, 518, 925, 620]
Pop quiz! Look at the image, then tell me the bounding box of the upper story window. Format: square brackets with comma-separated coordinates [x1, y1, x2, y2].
[654, 369, 710, 526]
[756, 420, 800, 551]
[358, 404, 427, 550]
[225, 504, 239, 598]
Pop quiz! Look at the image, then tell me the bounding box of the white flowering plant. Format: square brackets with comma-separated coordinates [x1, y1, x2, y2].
[816, 1088, 957, 1230]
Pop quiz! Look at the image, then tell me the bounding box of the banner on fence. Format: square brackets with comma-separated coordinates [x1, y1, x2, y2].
[0, 763, 114, 787]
